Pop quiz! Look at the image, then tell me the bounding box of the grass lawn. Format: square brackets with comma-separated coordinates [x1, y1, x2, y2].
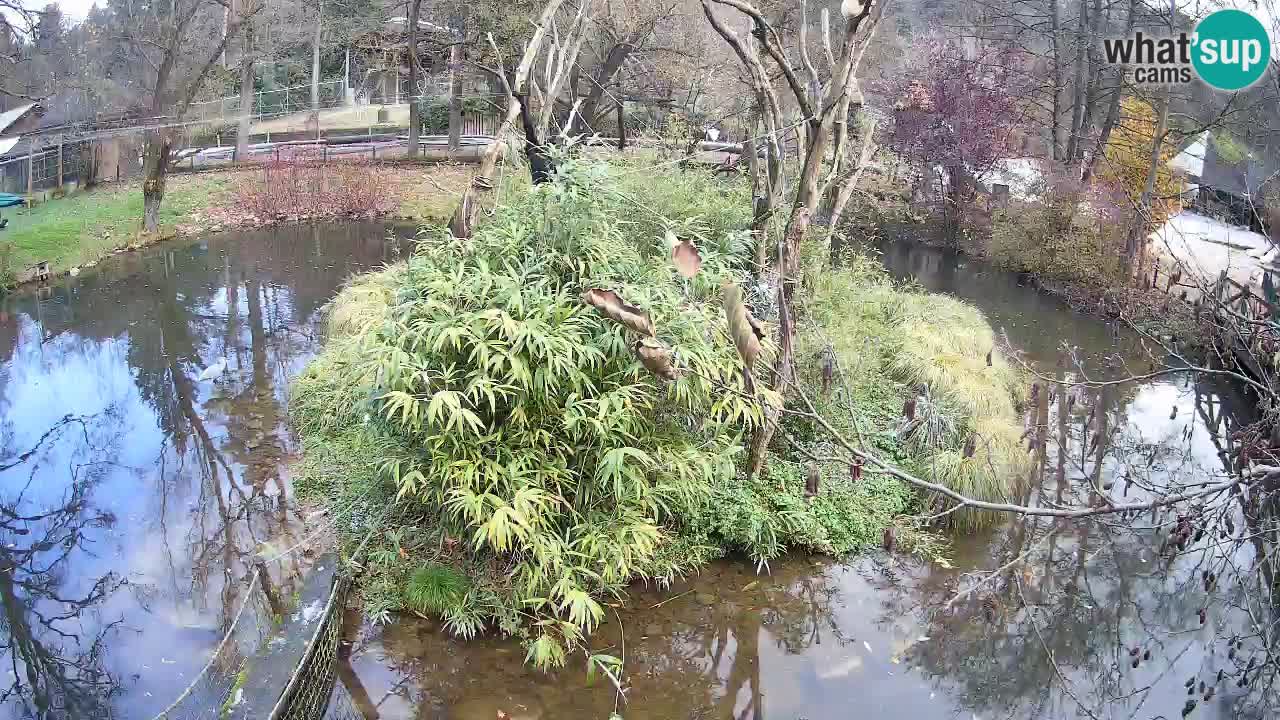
[0, 162, 471, 287]
[392, 163, 473, 222]
[3, 172, 238, 276]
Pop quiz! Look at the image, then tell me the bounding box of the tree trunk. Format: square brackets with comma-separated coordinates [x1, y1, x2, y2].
[1077, 0, 1103, 161]
[142, 130, 172, 233]
[1127, 0, 1175, 270]
[825, 118, 878, 230]
[406, 0, 423, 158]
[616, 91, 626, 150]
[236, 26, 255, 162]
[945, 163, 969, 243]
[448, 0, 568, 238]
[816, 96, 854, 225]
[448, 29, 464, 152]
[569, 40, 635, 134]
[744, 112, 761, 198]
[1049, 0, 1065, 162]
[310, 0, 322, 139]
[1065, 0, 1089, 163]
[1081, 0, 1137, 182]
[1128, 86, 1170, 268]
[747, 117, 832, 476]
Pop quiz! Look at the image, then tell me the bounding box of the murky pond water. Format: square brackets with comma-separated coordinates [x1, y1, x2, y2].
[0, 222, 408, 719]
[331, 240, 1274, 720]
[2, 228, 1273, 720]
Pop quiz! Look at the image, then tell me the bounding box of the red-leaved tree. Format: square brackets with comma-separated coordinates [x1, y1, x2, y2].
[887, 39, 1029, 241]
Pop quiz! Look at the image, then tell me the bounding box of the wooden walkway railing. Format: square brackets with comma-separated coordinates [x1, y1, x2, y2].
[1204, 271, 1280, 381]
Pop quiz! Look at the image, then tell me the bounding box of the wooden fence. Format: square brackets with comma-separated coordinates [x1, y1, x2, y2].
[1204, 271, 1280, 381]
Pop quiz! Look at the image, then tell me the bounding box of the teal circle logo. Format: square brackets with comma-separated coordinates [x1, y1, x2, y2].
[1192, 9, 1272, 91]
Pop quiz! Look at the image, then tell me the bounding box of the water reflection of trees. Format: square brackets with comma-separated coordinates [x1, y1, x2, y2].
[0, 416, 126, 719]
[895, 373, 1278, 720]
[0, 222, 404, 718]
[365, 563, 853, 720]
[127, 243, 308, 641]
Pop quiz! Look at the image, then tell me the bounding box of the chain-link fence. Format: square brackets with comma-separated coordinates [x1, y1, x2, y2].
[189, 80, 349, 126]
[0, 140, 95, 196]
[186, 71, 498, 130]
[155, 551, 351, 720]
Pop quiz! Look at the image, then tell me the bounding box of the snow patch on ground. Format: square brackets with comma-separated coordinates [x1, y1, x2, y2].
[1149, 211, 1274, 289]
[978, 158, 1044, 201]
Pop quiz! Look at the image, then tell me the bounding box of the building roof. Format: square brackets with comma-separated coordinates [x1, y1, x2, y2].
[0, 103, 38, 135]
[1200, 134, 1280, 198]
[1170, 130, 1207, 178]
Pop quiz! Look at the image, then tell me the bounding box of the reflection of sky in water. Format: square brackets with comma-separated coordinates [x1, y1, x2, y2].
[0, 223, 406, 719]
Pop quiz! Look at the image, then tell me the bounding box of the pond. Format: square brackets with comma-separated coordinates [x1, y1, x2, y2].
[0, 228, 1271, 720]
[329, 240, 1273, 720]
[0, 222, 410, 719]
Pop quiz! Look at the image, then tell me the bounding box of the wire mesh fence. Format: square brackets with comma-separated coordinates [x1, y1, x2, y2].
[146, 575, 282, 720]
[0, 99, 502, 201]
[190, 80, 349, 126]
[0, 140, 95, 196]
[186, 73, 500, 131]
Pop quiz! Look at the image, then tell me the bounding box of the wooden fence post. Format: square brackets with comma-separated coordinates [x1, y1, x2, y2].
[26, 149, 33, 197]
[56, 137, 63, 189]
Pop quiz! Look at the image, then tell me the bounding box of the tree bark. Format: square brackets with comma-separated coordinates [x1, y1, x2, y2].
[1081, 0, 1136, 182]
[1127, 0, 1175, 269]
[699, 1, 784, 264]
[142, 130, 171, 233]
[616, 89, 626, 150]
[569, 40, 636, 134]
[824, 118, 878, 230]
[448, 25, 464, 152]
[1049, 0, 1065, 162]
[1076, 0, 1103, 162]
[535, 0, 590, 138]
[713, 0, 880, 478]
[236, 25, 254, 162]
[1129, 75, 1171, 269]
[406, 0, 423, 158]
[1065, 0, 1088, 164]
[310, 0, 322, 139]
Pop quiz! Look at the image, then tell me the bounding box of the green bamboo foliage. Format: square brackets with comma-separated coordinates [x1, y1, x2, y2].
[305, 159, 762, 666]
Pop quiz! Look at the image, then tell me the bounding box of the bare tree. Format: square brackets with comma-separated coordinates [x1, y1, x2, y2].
[117, 0, 264, 232]
[406, 0, 424, 157]
[447, 0, 568, 239]
[703, 0, 885, 477]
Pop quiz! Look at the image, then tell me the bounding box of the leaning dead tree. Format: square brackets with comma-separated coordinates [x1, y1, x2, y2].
[447, 0, 586, 239]
[702, 0, 885, 477]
